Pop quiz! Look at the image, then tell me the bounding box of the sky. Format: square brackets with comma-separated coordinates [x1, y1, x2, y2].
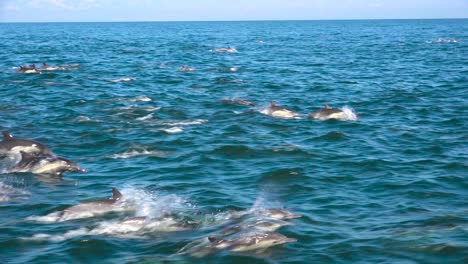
[1, 0, 467, 22]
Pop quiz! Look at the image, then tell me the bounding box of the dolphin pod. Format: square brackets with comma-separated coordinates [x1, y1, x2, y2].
[16, 63, 68, 74]
[223, 99, 357, 120]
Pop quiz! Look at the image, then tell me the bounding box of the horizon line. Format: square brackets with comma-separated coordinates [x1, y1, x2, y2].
[1, 17, 467, 24]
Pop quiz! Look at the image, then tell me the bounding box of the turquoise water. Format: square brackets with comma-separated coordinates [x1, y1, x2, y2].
[0, 20, 467, 263]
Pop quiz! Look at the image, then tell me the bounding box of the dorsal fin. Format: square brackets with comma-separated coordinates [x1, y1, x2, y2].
[112, 187, 122, 200]
[324, 104, 331, 109]
[2, 131, 13, 140]
[208, 237, 225, 243]
[270, 101, 277, 107]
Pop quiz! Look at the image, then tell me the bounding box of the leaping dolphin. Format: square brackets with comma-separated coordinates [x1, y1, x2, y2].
[260, 102, 300, 119]
[213, 47, 238, 53]
[0, 131, 54, 157]
[309, 104, 355, 121]
[47, 188, 125, 222]
[14, 151, 86, 176]
[17, 65, 40, 74]
[208, 232, 297, 252]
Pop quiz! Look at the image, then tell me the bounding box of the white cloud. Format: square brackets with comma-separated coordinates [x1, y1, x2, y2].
[26, 0, 103, 10]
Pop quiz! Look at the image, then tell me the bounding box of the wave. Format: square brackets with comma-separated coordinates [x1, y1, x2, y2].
[160, 119, 208, 126]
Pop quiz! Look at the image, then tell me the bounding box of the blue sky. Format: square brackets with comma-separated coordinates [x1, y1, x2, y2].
[1, 0, 467, 22]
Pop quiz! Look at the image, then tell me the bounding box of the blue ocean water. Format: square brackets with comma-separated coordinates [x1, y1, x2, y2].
[0, 19, 467, 263]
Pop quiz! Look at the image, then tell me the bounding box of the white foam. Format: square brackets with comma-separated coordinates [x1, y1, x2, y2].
[130, 96, 152, 102]
[161, 119, 208, 126]
[136, 114, 153, 121]
[110, 149, 165, 159]
[25, 215, 192, 241]
[162, 127, 183, 134]
[26, 228, 90, 242]
[117, 105, 159, 112]
[110, 77, 136, 83]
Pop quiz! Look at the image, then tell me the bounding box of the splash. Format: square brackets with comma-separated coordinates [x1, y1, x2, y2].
[0, 182, 30, 202]
[0, 152, 22, 174]
[120, 187, 192, 218]
[340, 106, 358, 121]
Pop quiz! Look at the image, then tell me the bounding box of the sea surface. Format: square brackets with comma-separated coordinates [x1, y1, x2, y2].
[0, 20, 467, 263]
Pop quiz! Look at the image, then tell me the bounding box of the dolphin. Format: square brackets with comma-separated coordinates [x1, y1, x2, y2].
[53, 188, 124, 221]
[256, 209, 302, 220]
[113, 216, 196, 233]
[213, 47, 238, 53]
[0, 131, 54, 157]
[208, 232, 297, 252]
[179, 66, 196, 72]
[309, 104, 348, 120]
[260, 102, 300, 119]
[14, 151, 86, 176]
[221, 218, 292, 235]
[17, 66, 40, 74]
[221, 98, 256, 106]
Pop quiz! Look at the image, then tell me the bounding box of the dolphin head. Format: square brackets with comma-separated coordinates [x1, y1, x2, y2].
[57, 157, 87, 173]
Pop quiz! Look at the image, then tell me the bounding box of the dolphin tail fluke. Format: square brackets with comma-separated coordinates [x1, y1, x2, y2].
[112, 187, 122, 200]
[2, 131, 13, 140]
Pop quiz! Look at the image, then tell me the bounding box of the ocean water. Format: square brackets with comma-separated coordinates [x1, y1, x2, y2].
[0, 20, 467, 263]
